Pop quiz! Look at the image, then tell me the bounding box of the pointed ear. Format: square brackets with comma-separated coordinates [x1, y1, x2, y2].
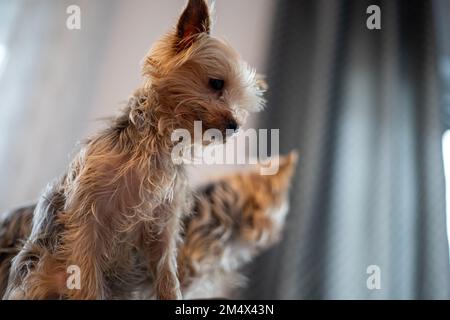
[176, 0, 210, 50]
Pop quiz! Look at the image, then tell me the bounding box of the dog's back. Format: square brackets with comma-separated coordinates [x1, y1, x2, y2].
[0, 205, 34, 296]
[0, 153, 297, 299]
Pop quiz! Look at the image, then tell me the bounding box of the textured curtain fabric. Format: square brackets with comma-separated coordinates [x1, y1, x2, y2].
[241, 0, 450, 299]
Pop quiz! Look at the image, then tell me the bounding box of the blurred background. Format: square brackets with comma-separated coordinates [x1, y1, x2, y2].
[0, 0, 450, 299]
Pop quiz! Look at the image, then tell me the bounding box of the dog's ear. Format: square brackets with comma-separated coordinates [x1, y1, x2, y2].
[256, 74, 268, 92]
[176, 0, 210, 50]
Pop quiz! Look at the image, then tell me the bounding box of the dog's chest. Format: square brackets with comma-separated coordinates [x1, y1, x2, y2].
[106, 169, 190, 298]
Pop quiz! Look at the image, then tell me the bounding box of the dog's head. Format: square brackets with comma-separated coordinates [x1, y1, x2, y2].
[142, 0, 266, 140]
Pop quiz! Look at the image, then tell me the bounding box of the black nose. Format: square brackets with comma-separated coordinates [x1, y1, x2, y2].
[226, 119, 238, 131]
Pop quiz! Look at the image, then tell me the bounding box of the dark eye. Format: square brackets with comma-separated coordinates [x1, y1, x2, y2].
[209, 78, 224, 91]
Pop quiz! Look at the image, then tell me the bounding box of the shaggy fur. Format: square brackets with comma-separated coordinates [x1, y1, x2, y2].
[2, 0, 265, 300]
[0, 153, 297, 299]
[0, 206, 33, 297]
[178, 152, 297, 299]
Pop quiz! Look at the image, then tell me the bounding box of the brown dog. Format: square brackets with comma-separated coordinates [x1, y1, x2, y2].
[0, 153, 297, 299]
[3, 0, 265, 299]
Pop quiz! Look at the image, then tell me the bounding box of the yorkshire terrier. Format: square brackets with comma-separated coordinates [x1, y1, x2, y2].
[178, 152, 297, 299]
[0, 153, 297, 299]
[2, 0, 265, 299]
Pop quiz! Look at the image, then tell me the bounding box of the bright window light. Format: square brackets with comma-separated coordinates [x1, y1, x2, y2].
[442, 130, 450, 259]
[0, 43, 7, 77]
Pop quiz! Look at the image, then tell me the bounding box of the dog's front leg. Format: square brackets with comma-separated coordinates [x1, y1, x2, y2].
[147, 204, 183, 300]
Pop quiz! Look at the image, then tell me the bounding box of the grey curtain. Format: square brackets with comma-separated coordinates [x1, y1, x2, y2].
[242, 0, 450, 299]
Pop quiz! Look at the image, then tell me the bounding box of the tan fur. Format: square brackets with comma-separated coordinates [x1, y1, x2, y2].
[2, 0, 265, 300]
[178, 152, 297, 298]
[0, 153, 297, 299]
[0, 206, 33, 297]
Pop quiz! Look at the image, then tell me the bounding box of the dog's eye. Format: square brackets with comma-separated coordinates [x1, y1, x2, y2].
[209, 78, 224, 91]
